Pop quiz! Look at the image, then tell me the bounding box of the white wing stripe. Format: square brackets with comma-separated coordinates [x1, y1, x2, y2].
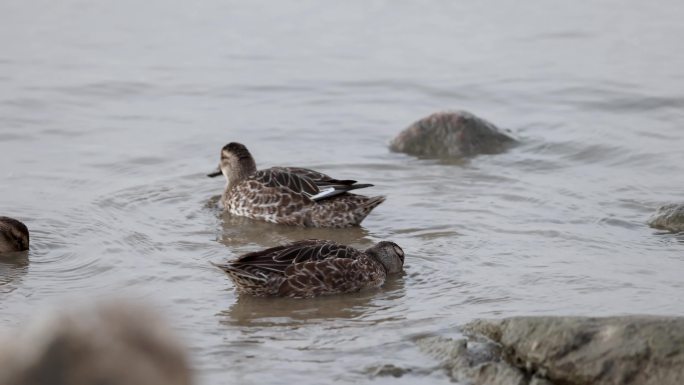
[310, 187, 335, 200]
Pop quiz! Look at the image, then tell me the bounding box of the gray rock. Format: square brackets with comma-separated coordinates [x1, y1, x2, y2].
[390, 111, 516, 159]
[364, 363, 412, 378]
[529, 377, 555, 385]
[648, 203, 684, 233]
[416, 336, 527, 385]
[464, 316, 684, 385]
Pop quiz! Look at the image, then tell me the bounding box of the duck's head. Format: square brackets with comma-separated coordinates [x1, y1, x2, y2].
[365, 241, 404, 274]
[207, 142, 257, 182]
[0, 216, 29, 253]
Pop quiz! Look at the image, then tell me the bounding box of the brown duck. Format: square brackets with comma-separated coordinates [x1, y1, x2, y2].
[214, 239, 404, 298]
[208, 142, 385, 228]
[0, 216, 29, 253]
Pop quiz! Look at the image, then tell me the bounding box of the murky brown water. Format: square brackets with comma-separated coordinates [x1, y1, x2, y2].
[1, 1, 683, 384]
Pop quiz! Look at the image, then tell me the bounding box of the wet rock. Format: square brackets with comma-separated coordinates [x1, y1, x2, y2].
[390, 111, 517, 159]
[464, 316, 684, 385]
[416, 336, 528, 385]
[365, 363, 413, 378]
[648, 203, 684, 233]
[0, 301, 193, 385]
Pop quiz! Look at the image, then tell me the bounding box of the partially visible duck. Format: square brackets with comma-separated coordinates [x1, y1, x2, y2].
[0, 217, 29, 253]
[214, 239, 404, 298]
[208, 142, 385, 228]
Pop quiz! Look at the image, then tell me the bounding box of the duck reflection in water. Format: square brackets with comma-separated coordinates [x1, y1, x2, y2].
[216, 212, 374, 251]
[0, 251, 29, 293]
[219, 272, 406, 327]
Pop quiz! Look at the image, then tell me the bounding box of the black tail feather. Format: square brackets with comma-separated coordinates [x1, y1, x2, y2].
[311, 183, 375, 201]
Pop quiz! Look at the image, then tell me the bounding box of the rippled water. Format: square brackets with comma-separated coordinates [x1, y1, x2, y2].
[1, 1, 683, 384]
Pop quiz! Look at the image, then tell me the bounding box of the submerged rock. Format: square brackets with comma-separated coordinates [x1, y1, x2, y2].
[0, 301, 193, 385]
[463, 316, 684, 385]
[648, 203, 684, 233]
[390, 111, 516, 159]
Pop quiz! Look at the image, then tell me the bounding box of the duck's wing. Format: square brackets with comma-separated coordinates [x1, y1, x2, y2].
[252, 168, 320, 198]
[269, 167, 355, 185]
[225, 239, 364, 275]
[261, 167, 374, 202]
[278, 255, 385, 297]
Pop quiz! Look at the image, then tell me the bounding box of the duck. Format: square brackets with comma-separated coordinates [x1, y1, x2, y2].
[207, 142, 385, 228]
[214, 239, 404, 298]
[0, 216, 29, 253]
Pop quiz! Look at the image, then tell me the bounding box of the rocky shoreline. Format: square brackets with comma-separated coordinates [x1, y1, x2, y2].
[416, 316, 684, 385]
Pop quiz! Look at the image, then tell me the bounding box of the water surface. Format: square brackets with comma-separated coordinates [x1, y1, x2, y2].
[1, 1, 683, 384]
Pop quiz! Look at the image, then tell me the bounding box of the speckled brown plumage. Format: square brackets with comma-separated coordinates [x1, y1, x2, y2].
[214, 239, 405, 298]
[0, 216, 29, 253]
[209, 143, 385, 228]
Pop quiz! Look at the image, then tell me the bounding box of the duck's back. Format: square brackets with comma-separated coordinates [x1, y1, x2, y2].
[219, 240, 388, 298]
[277, 254, 387, 298]
[223, 169, 385, 228]
[223, 178, 311, 225]
[306, 194, 385, 228]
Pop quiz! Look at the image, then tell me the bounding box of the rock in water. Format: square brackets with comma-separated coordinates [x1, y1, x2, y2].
[648, 203, 684, 233]
[390, 111, 516, 159]
[464, 316, 684, 385]
[416, 336, 529, 385]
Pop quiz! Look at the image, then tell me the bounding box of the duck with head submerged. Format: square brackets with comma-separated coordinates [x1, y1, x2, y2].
[208, 142, 385, 228]
[214, 239, 404, 298]
[0, 216, 29, 254]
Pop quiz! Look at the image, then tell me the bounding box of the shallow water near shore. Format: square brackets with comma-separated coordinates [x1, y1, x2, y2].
[1, 1, 683, 384]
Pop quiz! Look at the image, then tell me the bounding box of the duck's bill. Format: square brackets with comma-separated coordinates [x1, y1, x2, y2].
[207, 167, 222, 178]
